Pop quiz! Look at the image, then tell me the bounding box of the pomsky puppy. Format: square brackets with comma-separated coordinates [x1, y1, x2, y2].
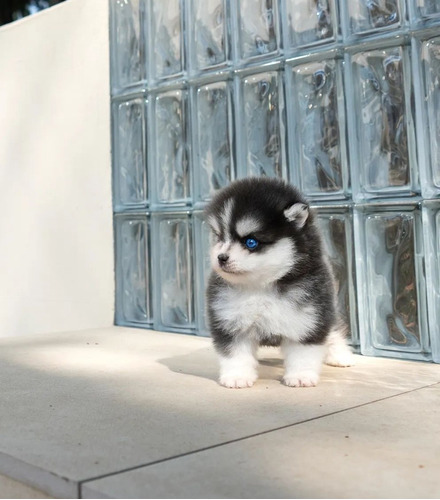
[205, 177, 353, 388]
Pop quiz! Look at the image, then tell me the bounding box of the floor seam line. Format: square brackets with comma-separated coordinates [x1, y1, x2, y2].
[78, 381, 440, 488]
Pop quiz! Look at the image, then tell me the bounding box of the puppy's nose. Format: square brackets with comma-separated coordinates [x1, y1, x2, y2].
[218, 253, 229, 264]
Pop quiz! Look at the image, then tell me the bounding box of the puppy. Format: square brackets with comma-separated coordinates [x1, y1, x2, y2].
[205, 177, 353, 388]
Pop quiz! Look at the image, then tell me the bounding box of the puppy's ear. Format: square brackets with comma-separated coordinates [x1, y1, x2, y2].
[284, 203, 309, 228]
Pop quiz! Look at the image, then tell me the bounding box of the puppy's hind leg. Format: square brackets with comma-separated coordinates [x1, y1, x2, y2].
[218, 337, 259, 389]
[282, 340, 326, 387]
[324, 323, 354, 367]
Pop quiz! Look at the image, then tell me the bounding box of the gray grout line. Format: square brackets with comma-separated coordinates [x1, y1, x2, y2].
[78, 380, 440, 493]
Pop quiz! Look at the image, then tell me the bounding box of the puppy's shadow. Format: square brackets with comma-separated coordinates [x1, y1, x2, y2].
[158, 347, 284, 383]
[258, 356, 284, 380]
[158, 347, 219, 383]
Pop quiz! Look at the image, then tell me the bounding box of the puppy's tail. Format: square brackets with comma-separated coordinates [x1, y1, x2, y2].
[324, 318, 355, 367]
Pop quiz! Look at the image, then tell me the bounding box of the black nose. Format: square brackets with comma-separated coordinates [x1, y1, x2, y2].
[218, 253, 229, 263]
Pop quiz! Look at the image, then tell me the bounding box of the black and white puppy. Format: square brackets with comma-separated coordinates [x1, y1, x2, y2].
[205, 177, 353, 388]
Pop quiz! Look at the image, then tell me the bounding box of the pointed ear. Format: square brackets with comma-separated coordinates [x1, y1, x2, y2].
[284, 203, 309, 228]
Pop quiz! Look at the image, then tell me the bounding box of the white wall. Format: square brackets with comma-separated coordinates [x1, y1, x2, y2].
[0, 0, 114, 338]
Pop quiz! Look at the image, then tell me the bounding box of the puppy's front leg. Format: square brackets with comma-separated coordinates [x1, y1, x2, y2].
[218, 337, 258, 389]
[282, 339, 326, 387]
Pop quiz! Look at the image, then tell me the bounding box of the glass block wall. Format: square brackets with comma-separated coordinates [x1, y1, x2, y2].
[110, 0, 440, 363]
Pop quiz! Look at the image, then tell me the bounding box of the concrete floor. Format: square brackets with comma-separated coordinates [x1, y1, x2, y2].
[1, 327, 439, 499]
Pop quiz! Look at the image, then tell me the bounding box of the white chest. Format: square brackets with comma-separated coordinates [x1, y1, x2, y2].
[211, 286, 317, 342]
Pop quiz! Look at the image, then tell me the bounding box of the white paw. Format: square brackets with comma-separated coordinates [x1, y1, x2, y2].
[325, 350, 355, 368]
[325, 330, 355, 367]
[283, 370, 319, 387]
[219, 375, 256, 389]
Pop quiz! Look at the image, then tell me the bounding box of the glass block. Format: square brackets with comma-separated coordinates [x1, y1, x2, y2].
[350, 46, 417, 200]
[112, 97, 147, 210]
[422, 202, 440, 363]
[150, 0, 184, 80]
[422, 37, 440, 196]
[289, 59, 347, 198]
[190, 0, 229, 72]
[152, 214, 194, 331]
[348, 0, 404, 36]
[416, 0, 440, 18]
[240, 71, 286, 178]
[110, 0, 146, 93]
[115, 215, 151, 326]
[283, 0, 336, 50]
[355, 206, 430, 360]
[236, 0, 280, 61]
[152, 89, 190, 206]
[193, 212, 213, 336]
[316, 208, 359, 348]
[193, 80, 234, 203]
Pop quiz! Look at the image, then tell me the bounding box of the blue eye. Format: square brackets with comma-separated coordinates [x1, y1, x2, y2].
[245, 238, 259, 250]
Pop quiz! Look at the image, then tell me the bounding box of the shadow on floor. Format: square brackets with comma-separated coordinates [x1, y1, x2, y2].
[158, 346, 285, 384]
[158, 347, 218, 383]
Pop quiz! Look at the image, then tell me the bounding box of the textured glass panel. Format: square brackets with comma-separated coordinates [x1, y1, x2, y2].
[113, 98, 147, 208]
[365, 213, 421, 351]
[293, 60, 343, 196]
[352, 47, 411, 195]
[157, 217, 193, 328]
[237, 0, 279, 59]
[284, 0, 335, 49]
[423, 38, 440, 189]
[437, 211, 440, 258]
[195, 81, 233, 202]
[242, 71, 285, 177]
[349, 0, 401, 34]
[422, 205, 440, 362]
[416, 0, 440, 17]
[318, 214, 352, 335]
[434, 211, 440, 360]
[110, 0, 145, 91]
[150, 0, 183, 79]
[154, 89, 190, 204]
[192, 0, 227, 70]
[115, 216, 150, 324]
[194, 213, 213, 335]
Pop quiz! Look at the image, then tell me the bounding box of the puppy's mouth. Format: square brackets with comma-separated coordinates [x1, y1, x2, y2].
[221, 268, 243, 275]
[216, 264, 245, 276]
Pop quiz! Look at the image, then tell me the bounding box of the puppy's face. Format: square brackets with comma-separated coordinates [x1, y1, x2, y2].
[206, 196, 309, 287]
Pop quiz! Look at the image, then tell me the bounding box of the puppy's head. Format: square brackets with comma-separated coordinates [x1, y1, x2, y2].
[205, 178, 312, 287]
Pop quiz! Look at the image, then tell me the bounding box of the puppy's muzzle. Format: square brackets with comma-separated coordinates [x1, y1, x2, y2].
[217, 253, 229, 266]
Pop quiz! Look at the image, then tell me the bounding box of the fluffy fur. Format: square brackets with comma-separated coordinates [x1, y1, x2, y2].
[205, 177, 353, 388]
